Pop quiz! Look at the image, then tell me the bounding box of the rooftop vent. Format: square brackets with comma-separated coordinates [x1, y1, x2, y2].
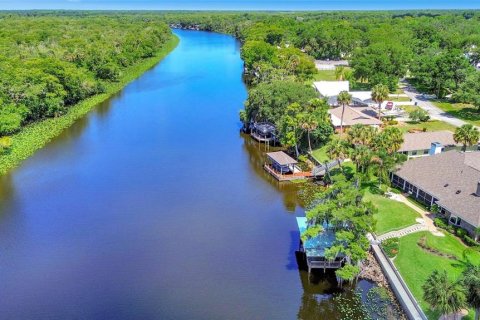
[444, 183, 449, 187]
[456, 190, 461, 194]
[476, 181, 480, 197]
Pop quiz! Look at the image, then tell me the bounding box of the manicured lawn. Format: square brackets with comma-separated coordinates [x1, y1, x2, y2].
[363, 189, 421, 235]
[311, 145, 329, 163]
[434, 101, 480, 126]
[312, 69, 337, 81]
[394, 231, 480, 319]
[389, 96, 412, 102]
[400, 105, 420, 113]
[394, 120, 457, 133]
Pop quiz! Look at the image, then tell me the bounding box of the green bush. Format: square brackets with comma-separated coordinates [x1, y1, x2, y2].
[455, 228, 467, 238]
[433, 217, 448, 229]
[382, 237, 399, 258]
[409, 108, 430, 122]
[463, 235, 480, 247]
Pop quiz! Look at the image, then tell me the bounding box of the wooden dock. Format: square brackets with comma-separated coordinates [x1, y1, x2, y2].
[264, 164, 313, 181]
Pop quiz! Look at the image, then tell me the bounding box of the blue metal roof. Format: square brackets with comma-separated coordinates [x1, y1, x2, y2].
[296, 217, 336, 257]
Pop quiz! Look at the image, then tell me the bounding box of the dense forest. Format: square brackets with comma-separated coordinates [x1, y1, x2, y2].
[0, 14, 172, 138]
[161, 10, 480, 153]
[163, 11, 480, 95]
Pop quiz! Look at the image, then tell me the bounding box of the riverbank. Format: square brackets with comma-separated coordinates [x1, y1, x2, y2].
[0, 34, 179, 176]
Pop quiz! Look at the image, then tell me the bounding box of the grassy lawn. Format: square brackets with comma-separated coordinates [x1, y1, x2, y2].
[434, 101, 480, 126]
[394, 120, 457, 133]
[311, 145, 329, 163]
[389, 96, 412, 102]
[400, 105, 420, 113]
[311, 69, 337, 81]
[363, 187, 421, 235]
[394, 231, 480, 319]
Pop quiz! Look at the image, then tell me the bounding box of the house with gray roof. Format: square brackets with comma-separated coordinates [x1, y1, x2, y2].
[399, 131, 464, 158]
[391, 150, 480, 240]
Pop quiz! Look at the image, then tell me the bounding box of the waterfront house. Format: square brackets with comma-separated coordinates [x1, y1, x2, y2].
[296, 217, 343, 272]
[328, 105, 383, 132]
[391, 150, 480, 240]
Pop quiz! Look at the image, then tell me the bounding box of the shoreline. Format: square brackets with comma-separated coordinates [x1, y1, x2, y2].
[0, 34, 179, 177]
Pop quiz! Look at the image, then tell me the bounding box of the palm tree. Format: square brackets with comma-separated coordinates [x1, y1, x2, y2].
[346, 124, 377, 146]
[462, 265, 480, 320]
[337, 90, 352, 135]
[326, 138, 350, 171]
[454, 124, 480, 152]
[335, 66, 347, 81]
[300, 112, 318, 153]
[371, 84, 389, 120]
[371, 151, 396, 188]
[423, 270, 467, 319]
[350, 145, 372, 173]
[374, 126, 404, 154]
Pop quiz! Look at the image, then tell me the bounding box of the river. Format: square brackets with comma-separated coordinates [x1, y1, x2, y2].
[0, 30, 384, 319]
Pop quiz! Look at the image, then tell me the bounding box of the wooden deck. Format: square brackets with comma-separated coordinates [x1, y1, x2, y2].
[251, 132, 275, 143]
[264, 164, 313, 181]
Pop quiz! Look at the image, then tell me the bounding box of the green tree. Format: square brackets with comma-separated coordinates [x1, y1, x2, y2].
[350, 145, 373, 173]
[462, 264, 480, 320]
[453, 72, 480, 112]
[240, 40, 276, 69]
[352, 42, 411, 91]
[279, 103, 303, 157]
[337, 91, 352, 135]
[412, 50, 473, 99]
[326, 138, 350, 171]
[346, 124, 377, 146]
[423, 270, 466, 318]
[335, 264, 360, 288]
[371, 84, 389, 120]
[374, 126, 404, 154]
[409, 109, 430, 122]
[244, 81, 317, 124]
[454, 124, 480, 152]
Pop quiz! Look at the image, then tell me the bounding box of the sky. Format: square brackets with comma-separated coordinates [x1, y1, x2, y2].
[0, 0, 479, 10]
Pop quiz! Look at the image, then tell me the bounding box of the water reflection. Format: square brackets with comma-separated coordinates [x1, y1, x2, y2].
[241, 132, 303, 211]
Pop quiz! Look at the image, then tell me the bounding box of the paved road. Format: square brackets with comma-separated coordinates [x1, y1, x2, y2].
[402, 80, 472, 128]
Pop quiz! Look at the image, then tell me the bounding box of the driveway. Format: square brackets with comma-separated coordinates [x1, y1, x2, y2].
[401, 80, 474, 128]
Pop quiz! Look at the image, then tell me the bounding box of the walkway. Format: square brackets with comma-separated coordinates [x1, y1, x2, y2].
[371, 242, 428, 320]
[388, 192, 444, 236]
[377, 224, 427, 241]
[402, 80, 477, 129]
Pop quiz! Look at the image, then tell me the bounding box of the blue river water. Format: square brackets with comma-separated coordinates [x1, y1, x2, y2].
[0, 30, 378, 319]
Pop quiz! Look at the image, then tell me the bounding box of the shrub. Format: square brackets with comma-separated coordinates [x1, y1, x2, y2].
[463, 236, 480, 247]
[455, 228, 467, 238]
[409, 109, 430, 122]
[434, 217, 448, 229]
[382, 237, 399, 258]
